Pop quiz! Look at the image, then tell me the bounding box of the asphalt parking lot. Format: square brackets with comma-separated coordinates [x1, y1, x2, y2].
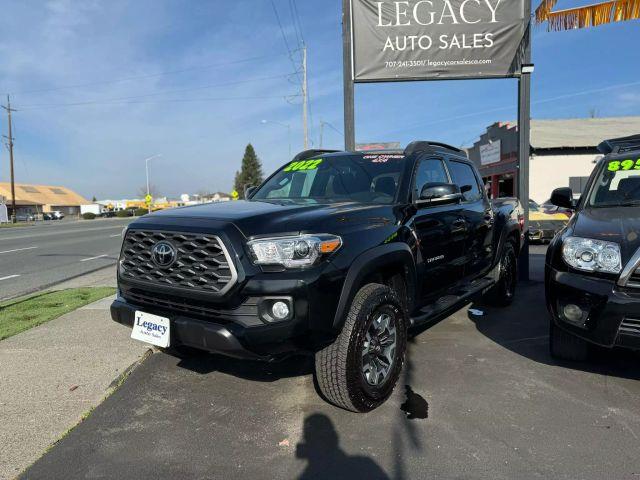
[21, 248, 640, 480]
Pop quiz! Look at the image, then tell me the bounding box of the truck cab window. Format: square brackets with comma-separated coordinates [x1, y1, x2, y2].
[448, 161, 482, 202]
[414, 158, 449, 197]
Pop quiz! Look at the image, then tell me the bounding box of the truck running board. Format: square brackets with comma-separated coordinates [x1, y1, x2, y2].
[409, 277, 495, 328]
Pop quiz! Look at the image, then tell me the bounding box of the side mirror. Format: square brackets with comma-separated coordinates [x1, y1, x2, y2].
[245, 186, 257, 199]
[418, 183, 462, 205]
[550, 187, 575, 209]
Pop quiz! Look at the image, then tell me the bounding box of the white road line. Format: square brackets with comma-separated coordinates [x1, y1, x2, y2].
[109, 234, 122, 238]
[0, 274, 20, 281]
[0, 246, 38, 255]
[80, 254, 109, 262]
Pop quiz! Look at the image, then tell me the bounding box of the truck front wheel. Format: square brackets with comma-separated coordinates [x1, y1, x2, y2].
[315, 283, 407, 412]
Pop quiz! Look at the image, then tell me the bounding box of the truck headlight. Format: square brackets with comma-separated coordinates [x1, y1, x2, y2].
[562, 236, 622, 274]
[248, 234, 342, 268]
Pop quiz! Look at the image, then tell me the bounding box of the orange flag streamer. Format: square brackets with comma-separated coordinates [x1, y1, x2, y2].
[535, 0, 640, 30]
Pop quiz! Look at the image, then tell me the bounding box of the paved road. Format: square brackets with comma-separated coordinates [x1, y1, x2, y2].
[0, 218, 131, 301]
[20, 251, 640, 480]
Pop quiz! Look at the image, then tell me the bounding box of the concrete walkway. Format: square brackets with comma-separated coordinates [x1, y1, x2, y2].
[0, 272, 150, 480]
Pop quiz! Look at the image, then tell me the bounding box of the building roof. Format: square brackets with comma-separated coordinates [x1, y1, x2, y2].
[529, 116, 640, 149]
[0, 183, 89, 206]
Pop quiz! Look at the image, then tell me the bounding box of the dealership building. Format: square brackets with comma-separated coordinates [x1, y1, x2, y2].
[0, 182, 89, 217]
[467, 116, 640, 203]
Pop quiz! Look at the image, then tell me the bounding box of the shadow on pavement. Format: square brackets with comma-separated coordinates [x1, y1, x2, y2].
[469, 280, 640, 381]
[171, 348, 314, 381]
[295, 414, 390, 480]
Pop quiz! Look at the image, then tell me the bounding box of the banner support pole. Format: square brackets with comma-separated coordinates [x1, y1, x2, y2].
[342, 0, 355, 151]
[518, 2, 532, 281]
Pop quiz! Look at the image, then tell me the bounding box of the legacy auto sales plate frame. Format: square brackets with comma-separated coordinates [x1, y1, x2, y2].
[349, 0, 526, 83]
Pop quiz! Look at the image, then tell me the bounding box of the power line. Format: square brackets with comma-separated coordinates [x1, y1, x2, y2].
[5, 54, 289, 97]
[17, 73, 297, 108]
[17, 94, 301, 111]
[270, 0, 302, 85]
[381, 79, 640, 136]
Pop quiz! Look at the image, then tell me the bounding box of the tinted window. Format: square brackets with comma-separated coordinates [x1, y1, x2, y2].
[414, 158, 449, 196]
[588, 159, 640, 207]
[252, 154, 405, 205]
[449, 161, 482, 202]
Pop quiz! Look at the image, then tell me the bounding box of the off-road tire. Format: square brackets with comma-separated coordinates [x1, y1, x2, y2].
[315, 283, 408, 412]
[549, 320, 589, 361]
[484, 241, 517, 307]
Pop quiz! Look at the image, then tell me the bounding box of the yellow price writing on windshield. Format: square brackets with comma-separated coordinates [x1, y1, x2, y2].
[607, 159, 640, 171]
[284, 159, 323, 172]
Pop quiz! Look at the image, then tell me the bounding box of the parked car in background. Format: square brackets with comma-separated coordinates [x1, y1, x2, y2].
[50, 210, 65, 220]
[529, 199, 569, 244]
[540, 198, 572, 218]
[546, 134, 640, 360]
[15, 213, 35, 222]
[112, 141, 523, 412]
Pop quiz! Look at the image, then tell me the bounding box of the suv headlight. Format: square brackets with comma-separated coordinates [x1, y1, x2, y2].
[562, 236, 622, 274]
[248, 234, 342, 269]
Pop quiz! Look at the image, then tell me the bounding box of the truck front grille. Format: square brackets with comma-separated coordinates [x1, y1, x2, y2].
[618, 318, 640, 338]
[628, 269, 640, 288]
[119, 230, 237, 295]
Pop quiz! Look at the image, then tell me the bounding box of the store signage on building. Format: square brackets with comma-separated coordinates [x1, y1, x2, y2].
[351, 0, 526, 82]
[356, 142, 402, 150]
[480, 140, 501, 165]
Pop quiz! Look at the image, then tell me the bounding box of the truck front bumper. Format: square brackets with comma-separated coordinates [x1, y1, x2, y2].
[546, 267, 640, 350]
[110, 296, 310, 361]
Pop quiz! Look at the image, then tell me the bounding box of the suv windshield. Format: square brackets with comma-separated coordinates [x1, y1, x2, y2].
[252, 153, 405, 204]
[588, 157, 640, 207]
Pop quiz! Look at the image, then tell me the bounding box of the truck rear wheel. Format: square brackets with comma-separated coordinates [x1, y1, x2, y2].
[549, 320, 589, 361]
[315, 283, 407, 412]
[484, 241, 517, 307]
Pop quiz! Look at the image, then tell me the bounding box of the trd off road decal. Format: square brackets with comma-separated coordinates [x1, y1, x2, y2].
[607, 159, 640, 171]
[284, 159, 323, 172]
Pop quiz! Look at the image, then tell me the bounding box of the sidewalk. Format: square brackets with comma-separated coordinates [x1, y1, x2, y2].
[0, 267, 150, 480]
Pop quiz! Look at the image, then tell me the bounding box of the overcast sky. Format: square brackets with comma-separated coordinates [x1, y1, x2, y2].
[0, 0, 638, 199]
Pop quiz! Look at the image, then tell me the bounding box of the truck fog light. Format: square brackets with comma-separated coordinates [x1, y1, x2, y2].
[272, 301, 290, 320]
[563, 304, 584, 323]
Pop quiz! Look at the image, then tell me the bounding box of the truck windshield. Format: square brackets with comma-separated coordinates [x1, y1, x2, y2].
[252, 154, 405, 204]
[588, 158, 640, 207]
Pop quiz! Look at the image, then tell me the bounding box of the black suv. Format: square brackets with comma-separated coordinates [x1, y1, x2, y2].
[111, 141, 523, 412]
[546, 135, 640, 360]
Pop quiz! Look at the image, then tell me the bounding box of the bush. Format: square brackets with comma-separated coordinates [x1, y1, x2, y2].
[82, 212, 96, 220]
[134, 207, 148, 216]
[115, 210, 132, 218]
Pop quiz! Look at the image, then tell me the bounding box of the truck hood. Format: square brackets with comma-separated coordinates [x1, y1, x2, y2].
[145, 200, 395, 238]
[571, 207, 640, 261]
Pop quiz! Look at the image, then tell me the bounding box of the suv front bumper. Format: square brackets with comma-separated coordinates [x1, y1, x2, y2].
[546, 267, 640, 350]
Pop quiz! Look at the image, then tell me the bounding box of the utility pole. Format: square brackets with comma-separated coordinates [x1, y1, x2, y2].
[342, 0, 355, 151]
[319, 120, 324, 149]
[2, 95, 17, 223]
[302, 46, 309, 150]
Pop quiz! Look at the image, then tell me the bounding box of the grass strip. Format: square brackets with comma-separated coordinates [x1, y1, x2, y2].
[0, 287, 116, 340]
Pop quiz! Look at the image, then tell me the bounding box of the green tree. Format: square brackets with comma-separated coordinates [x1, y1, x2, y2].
[233, 143, 264, 198]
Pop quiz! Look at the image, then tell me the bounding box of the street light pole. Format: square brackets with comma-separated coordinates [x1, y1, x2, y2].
[144, 154, 161, 214]
[261, 120, 291, 158]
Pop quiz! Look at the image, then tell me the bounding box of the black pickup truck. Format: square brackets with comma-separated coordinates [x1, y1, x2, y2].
[111, 141, 523, 412]
[546, 134, 640, 360]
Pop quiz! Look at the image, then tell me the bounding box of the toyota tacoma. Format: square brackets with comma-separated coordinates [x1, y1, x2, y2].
[111, 141, 523, 412]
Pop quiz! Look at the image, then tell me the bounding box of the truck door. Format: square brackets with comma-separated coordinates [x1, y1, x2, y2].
[410, 156, 467, 303]
[446, 159, 494, 279]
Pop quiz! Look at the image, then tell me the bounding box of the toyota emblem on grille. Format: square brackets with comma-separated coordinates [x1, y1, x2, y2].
[151, 241, 177, 268]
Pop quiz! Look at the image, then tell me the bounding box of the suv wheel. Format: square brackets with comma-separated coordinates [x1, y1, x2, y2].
[315, 283, 407, 412]
[549, 320, 589, 361]
[484, 241, 517, 307]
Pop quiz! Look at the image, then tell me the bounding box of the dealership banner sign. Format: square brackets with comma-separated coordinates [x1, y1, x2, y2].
[351, 0, 526, 82]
